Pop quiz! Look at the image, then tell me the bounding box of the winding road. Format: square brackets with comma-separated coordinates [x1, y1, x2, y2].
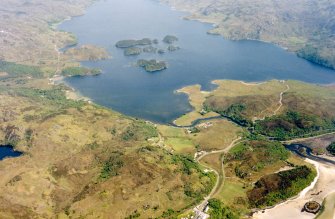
[193, 137, 242, 214]
[256, 82, 290, 121]
[273, 84, 290, 116]
[167, 80, 335, 218]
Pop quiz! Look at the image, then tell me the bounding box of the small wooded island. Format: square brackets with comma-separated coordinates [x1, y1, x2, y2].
[168, 45, 180, 51]
[137, 59, 167, 72]
[163, 35, 178, 44]
[115, 35, 180, 72]
[115, 38, 152, 48]
[124, 47, 142, 56]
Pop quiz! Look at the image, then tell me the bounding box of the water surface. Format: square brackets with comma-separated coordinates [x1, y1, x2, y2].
[59, 0, 335, 123]
[0, 146, 22, 160]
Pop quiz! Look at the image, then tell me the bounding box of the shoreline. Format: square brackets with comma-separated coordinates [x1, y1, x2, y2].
[49, 75, 92, 102]
[161, 1, 334, 71]
[253, 158, 335, 219]
[253, 158, 319, 215]
[46, 0, 335, 127]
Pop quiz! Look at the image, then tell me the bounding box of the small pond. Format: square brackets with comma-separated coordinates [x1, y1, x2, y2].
[0, 145, 22, 160]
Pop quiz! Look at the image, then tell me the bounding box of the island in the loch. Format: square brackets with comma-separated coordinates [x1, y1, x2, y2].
[143, 46, 157, 53]
[167, 45, 180, 51]
[124, 47, 142, 56]
[115, 35, 180, 72]
[163, 35, 178, 44]
[115, 38, 152, 48]
[1, 0, 335, 218]
[137, 59, 167, 72]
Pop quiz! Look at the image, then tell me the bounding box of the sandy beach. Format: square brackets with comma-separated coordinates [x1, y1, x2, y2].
[253, 159, 335, 219]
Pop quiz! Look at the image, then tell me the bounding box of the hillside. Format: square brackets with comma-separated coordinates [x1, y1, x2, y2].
[0, 85, 215, 218]
[161, 0, 335, 69]
[0, 0, 333, 218]
[0, 1, 216, 218]
[178, 80, 335, 140]
[0, 0, 110, 74]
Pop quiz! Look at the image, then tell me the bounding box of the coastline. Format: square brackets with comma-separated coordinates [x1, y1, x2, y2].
[253, 158, 335, 219]
[161, 1, 334, 71]
[49, 75, 92, 102]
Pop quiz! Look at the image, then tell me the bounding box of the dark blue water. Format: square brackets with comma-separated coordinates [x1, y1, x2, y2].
[286, 144, 335, 166]
[0, 146, 22, 160]
[59, 0, 335, 123]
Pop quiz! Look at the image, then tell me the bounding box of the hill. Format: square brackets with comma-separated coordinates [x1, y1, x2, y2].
[161, 0, 335, 69]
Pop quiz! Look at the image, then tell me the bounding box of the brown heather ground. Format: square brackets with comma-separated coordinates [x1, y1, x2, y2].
[182, 80, 335, 123]
[0, 0, 333, 217]
[0, 0, 109, 74]
[158, 118, 243, 154]
[0, 89, 214, 218]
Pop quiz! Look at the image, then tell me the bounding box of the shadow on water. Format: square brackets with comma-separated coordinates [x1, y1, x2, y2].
[0, 145, 22, 160]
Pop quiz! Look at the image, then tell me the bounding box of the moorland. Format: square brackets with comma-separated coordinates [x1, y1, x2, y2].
[0, 0, 335, 218]
[161, 0, 335, 69]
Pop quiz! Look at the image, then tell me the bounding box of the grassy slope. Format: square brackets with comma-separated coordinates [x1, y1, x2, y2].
[0, 2, 216, 217]
[0, 69, 323, 218]
[1, 1, 333, 217]
[175, 84, 219, 126]
[161, 0, 335, 69]
[175, 80, 332, 217]
[197, 80, 335, 139]
[175, 80, 289, 126]
[158, 119, 243, 153]
[216, 140, 315, 216]
[0, 0, 109, 75]
[0, 86, 215, 218]
[255, 81, 335, 139]
[206, 80, 288, 121]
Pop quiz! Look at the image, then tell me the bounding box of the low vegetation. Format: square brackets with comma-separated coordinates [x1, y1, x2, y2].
[326, 142, 335, 156]
[225, 140, 289, 179]
[202, 80, 288, 123]
[143, 46, 158, 53]
[121, 120, 158, 141]
[174, 84, 219, 126]
[206, 103, 252, 127]
[255, 111, 335, 140]
[248, 165, 316, 208]
[0, 61, 43, 79]
[167, 45, 180, 51]
[0, 0, 92, 69]
[173, 155, 216, 202]
[207, 198, 238, 219]
[124, 47, 142, 56]
[115, 38, 152, 48]
[99, 151, 124, 180]
[211, 139, 316, 216]
[137, 59, 167, 72]
[0, 87, 213, 218]
[297, 45, 334, 69]
[63, 44, 109, 61]
[61, 66, 101, 77]
[15, 86, 85, 109]
[163, 35, 178, 44]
